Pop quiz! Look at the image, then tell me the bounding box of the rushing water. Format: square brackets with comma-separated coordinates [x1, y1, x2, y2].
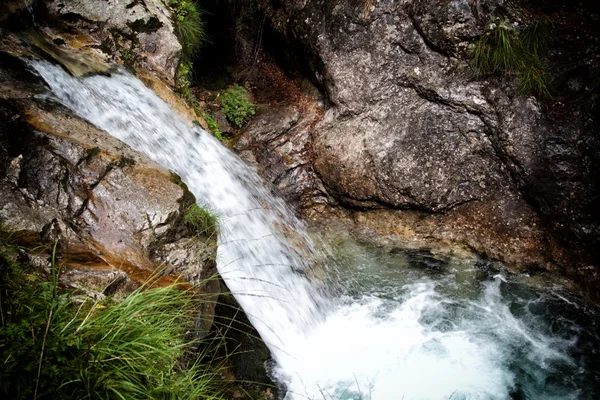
[31, 60, 600, 399]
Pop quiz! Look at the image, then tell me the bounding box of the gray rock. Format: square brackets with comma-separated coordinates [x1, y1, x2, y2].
[237, 0, 600, 295]
[42, 0, 182, 83]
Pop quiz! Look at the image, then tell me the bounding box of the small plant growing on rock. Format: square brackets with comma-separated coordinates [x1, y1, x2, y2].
[470, 17, 553, 97]
[220, 85, 257, 128]
[185, 203, 218, 237]
[203, 112, 223, 141]
[169, 0, 206, 59]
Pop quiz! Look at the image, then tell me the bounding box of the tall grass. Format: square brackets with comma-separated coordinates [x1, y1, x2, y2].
[170, 0, 207, 59]
[185, 203, 219, 238]
[470, 17, 553, 97]
[0, 236, 226, 399]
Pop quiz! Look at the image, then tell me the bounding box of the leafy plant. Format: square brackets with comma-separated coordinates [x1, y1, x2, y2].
[176, 58, 194, 95]
[185, 204, 218, 237]
[203, 113, 224, 141]
[470, 17, 553, 97]
[220, 85, 257, 128]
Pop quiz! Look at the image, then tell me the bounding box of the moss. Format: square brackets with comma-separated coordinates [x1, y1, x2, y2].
[117, 156, 136, 168]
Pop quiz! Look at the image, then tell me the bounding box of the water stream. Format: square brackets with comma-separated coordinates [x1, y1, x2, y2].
[31, 61, 600, 399]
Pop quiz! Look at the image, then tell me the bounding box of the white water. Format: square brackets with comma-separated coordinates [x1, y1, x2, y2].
[31, 61, 596, 400]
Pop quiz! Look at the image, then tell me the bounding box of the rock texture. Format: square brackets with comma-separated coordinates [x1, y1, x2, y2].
[0, 49, 218, 327]
[236, 0, 599, 296]
[2, 0, 182, 84]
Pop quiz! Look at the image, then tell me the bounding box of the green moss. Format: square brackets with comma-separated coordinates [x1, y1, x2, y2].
[220, 85, 257, 128]
[470, 17, 553, 97]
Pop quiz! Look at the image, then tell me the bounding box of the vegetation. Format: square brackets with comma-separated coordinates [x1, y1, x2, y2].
[220, 85, 257, 128]
[185, 203, 219, 237]
[0, 237, 225, 399]
[470, 17, 553, 97]
[176, 58, 194, 97]
[203, 113, 224, 141]
[169, 0, 206, 59]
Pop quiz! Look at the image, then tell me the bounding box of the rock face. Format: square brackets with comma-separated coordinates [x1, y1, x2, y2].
[0, 50, 218, 326]
[3, 0, 182, 84]
[237, 0, 599, 295]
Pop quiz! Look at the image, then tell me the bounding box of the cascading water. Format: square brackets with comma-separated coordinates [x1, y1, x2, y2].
[31, 60, 599, 400]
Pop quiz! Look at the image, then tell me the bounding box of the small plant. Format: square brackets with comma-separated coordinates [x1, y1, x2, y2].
[470, 17, 553, 97]
[169, 0, 206, 59]
[185, 203, 218, 237]
[520, 15, 554, 57]
[176, 58, 194, 96]
[203, 113, 224, 141]
[220, 85, 257, 128]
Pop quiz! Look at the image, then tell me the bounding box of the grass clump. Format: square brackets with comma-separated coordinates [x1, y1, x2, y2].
[185, 204, 218, 237]
[220, 85, 257, 128]
[169, 0, 206, 59]
[470, 17, 553, 97]
[0, 238, 225, 399]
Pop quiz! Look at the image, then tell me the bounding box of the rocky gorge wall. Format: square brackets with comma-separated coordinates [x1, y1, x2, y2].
[232, 0, 600, 298]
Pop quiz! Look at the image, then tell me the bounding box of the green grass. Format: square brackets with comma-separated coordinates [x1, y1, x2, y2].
[0, 236, 226, 399]
[185, 204, 219, 237]
[170, 0, 206, 59]
[220, 85, 257, 128]
[520, 15, 554, 57]
[470, 17, 553, 97]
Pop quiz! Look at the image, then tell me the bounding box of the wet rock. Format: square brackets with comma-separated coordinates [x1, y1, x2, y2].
[237, 103, 335, 216]
[0, 55, 218, 320]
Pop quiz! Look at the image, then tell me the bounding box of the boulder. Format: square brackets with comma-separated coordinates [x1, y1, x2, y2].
[39, 0, 182, 84]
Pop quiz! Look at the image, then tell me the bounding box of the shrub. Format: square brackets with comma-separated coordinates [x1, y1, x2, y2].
[470, 17, 553, 97]
[0, 238, 225, 399]
[185, 204, 218, 237]
[220, 85, 257, 128]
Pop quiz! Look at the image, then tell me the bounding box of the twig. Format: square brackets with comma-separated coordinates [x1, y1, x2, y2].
[34, 240, 59, 400]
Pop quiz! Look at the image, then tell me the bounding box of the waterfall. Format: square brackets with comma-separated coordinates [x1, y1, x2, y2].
[31, 60, 599, 400]
[29, 59, 330, 361]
